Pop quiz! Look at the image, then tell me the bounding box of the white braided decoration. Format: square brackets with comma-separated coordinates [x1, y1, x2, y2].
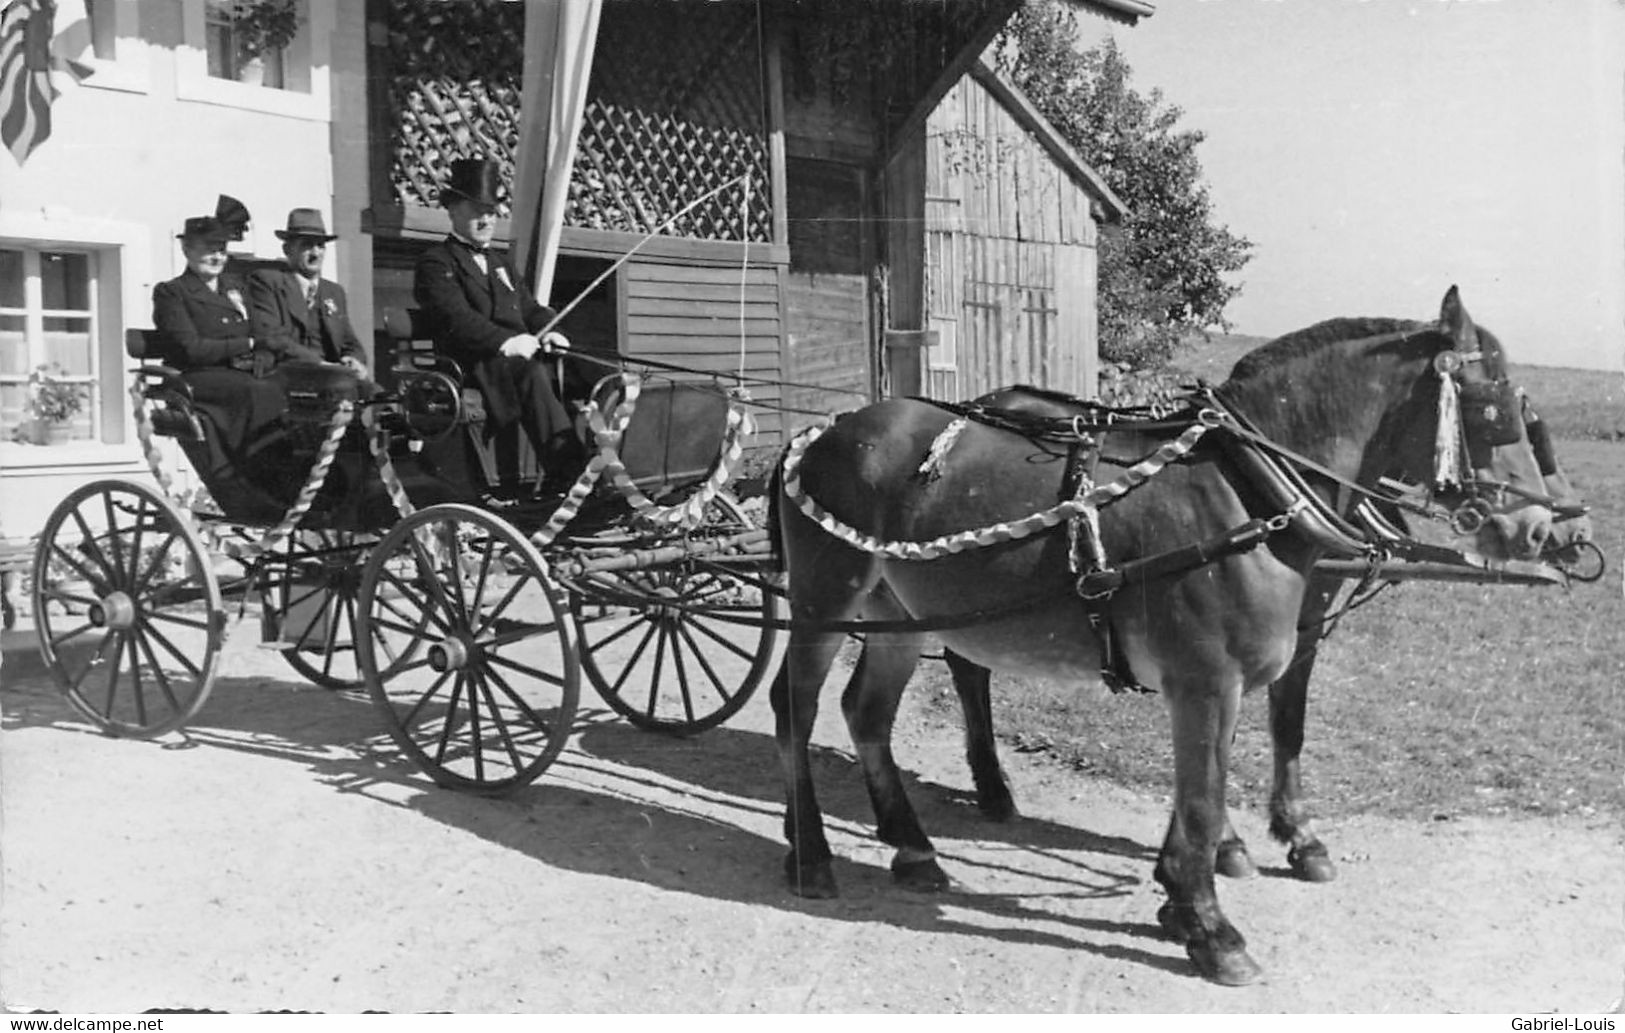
[360, 404, 418, 521]
[130, 373, 359, 561]
[780, 419, 1211, 561]
[219, 400, 355, 563]
[582, 372, 755, 532]
[529, 452, 612, 549]
[129, 377, 200, 513]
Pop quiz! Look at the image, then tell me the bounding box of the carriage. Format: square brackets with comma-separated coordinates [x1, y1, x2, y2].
[28, 311, 783, 794]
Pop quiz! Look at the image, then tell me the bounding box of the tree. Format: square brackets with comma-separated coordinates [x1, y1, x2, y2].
[994, 2, 1252, 369]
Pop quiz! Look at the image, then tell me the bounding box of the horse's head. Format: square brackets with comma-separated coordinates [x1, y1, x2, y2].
[1396, 287, 1556, 561]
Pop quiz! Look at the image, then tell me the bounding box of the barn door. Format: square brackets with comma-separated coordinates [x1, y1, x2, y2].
[923, 196, 960, 400]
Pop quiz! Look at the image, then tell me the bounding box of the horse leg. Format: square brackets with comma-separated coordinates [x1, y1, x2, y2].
[1155, 681, 1263, 986]
[1214, 729, 1258, 880]
[1267, 577, 1340, 883]
[772, 626, 848, 899]
[842, 626, 949, 891]
[943, 648, 1016, 821]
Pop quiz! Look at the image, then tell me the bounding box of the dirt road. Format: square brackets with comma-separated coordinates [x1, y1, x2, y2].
[2, 622, 1619, 1013]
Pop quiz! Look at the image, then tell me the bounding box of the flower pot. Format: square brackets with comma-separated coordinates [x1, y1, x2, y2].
[236, 57, 265, 86]
[29, 420, 73, 445]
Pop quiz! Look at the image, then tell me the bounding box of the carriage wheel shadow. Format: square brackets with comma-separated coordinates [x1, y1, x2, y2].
[3, 663, 1190, 980]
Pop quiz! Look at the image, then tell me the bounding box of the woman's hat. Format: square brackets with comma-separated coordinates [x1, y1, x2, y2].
[440, 158, 503, 208]
[177, 195, 251, 242]
[274, 208, 338, 242]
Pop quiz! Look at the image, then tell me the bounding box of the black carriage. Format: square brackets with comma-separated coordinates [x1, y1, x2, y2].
[27, 314, 781, 793]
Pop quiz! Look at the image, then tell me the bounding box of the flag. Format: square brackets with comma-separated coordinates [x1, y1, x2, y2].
[0, 0, 91, 165]
[511, 0, 602, 304]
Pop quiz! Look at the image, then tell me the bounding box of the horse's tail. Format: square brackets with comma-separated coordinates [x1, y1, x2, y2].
[765, 441, 789, 575]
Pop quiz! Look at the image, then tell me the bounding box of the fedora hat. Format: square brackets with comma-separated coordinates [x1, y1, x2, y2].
[274, 208, 338, 242]
[440, 157, 503, 208]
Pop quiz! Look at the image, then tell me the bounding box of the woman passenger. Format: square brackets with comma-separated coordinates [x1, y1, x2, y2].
[151, 203, 301, 518]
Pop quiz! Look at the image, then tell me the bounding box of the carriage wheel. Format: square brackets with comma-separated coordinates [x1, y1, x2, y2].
[355, 504, 580, 793]
[31, 479, 225, 738]
[259, 530, 427, 690]
[570, 495, 782, 735]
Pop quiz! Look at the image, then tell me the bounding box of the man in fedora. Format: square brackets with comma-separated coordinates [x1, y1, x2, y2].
[413, 156, 583, 494]
[248, 208, 369, 378]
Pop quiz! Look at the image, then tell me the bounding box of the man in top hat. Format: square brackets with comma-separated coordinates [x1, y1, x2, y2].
[248, 208, 369, 378]
[413, 156, 583, 494]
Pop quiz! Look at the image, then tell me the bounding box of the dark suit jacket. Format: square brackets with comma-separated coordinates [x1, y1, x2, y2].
[247, 267, 367, 367]
[151, 270, 290, 497]
[151, 269, 257, 370]
[413, 237, 557, 427]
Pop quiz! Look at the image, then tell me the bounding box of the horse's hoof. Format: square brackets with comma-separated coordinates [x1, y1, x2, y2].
[1156, 901, 1196, 944]
[1287, 843, 1337, 883]
[977, 789, 1018, 823]
[784, 855, 839, 899]
[1216, 839, 1259, 880]
[891, 855, 951, 892]
[1188, 943, 1264, 987]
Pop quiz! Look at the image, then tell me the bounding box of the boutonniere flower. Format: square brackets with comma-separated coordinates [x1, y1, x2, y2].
[495, 266, 513, 291]
[322, 297, 338, 316]
[225, 288, 247, 318]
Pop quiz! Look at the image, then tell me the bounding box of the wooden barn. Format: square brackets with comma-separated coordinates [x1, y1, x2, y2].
[912, 61, 1127, 401]
[358, 0, 1150, 443]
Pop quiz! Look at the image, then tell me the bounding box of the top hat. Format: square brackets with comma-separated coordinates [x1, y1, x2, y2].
[178, 194, 252, 242]
[440, 158, 504, 208]
[274, 208, 338, 242]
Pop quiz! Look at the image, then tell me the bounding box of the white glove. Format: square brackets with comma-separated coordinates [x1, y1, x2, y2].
[499, 334, 540, 360]
[540, 331, 571, 355]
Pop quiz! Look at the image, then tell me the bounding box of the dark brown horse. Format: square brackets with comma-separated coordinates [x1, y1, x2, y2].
[768, 288, 1558, 984]
[945, 362, 1594, 886]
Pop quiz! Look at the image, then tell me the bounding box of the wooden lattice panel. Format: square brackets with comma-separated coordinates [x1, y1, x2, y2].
[383, 0, 770, 242]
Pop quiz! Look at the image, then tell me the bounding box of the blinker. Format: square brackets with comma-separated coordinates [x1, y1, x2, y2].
[1458, 379, 1522, 447]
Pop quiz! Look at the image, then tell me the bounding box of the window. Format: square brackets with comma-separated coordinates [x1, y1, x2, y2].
[204, 0, 295, 89]
[0, 248, 102, 444]
[175, 0, 327, 120]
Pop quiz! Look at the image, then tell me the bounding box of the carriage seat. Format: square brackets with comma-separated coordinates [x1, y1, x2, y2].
[125, 328, 205, 440]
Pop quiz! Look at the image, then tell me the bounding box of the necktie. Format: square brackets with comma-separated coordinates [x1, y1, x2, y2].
[305, 279, 318, 310]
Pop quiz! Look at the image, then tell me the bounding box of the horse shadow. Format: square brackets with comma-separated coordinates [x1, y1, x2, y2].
[1, 661, 1189, 980]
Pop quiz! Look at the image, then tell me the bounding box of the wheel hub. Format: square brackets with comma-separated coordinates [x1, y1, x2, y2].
[89, 591, 137, 630]
[428, 634, 474, 672]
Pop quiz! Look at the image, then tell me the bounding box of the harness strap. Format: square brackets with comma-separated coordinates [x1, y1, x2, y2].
[1076, 513, 1292, 600]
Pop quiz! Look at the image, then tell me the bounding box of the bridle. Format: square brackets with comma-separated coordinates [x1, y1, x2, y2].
[1428, 343, 1565, 535]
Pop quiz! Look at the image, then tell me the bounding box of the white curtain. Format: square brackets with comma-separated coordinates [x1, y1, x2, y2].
[511, 0, 602, 306]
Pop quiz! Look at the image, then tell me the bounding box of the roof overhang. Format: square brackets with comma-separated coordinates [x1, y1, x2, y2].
[1067, 0, 1155, 25]
[969, 61, 1129, 223]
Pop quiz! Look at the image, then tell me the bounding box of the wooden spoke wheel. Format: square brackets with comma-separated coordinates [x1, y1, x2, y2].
[570, 495, 781, 735]
[31, 479, 224, 738]
[259, 530, 426, 690]
[356, 504, 580, 794]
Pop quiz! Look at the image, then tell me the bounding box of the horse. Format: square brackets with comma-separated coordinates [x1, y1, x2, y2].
[767, 287, 1558, 985]
[944, 365, 1595, 885]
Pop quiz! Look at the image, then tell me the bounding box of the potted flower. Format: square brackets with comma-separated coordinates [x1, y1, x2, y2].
[26, 364, 87, 445]
[227, 0, 301, 84]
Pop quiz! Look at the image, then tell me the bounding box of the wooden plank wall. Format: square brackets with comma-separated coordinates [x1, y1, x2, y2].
[623, 260, 789, 445]
[782, 272, 869, 421]
[921, 72, 1102, 401]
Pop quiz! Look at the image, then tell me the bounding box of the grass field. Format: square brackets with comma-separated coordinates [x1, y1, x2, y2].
[912, 355, 1624, 823]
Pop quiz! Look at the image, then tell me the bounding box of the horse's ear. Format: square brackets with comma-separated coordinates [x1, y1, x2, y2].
[1438, 285, 1478, 351]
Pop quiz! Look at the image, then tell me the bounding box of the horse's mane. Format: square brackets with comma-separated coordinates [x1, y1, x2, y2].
[1226, 317, 1430, 384]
